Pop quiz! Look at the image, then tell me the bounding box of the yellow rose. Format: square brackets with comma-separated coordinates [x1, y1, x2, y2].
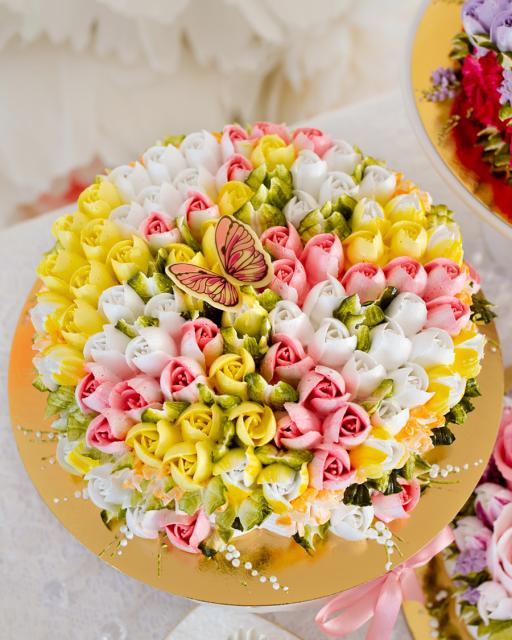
[201, 224, 220, 270]
[126, 420, 181, 469]
[350, 430, 407, 480]
[426, 365, 466, 415]
[69, 261, 116, 306]
[452, 325, 485, 378]
[52, 215, 83, 254]
[212, 446, 261, 504]
[64, 440, 100, 475]
[227, 401, 276, 447]
[107, 235, 152, 282]
[386, 221, 428, 260]
[163, 440, 213, 490]
[222, 297, 269, 339]
[425, 223, 463, 264]
[37, 249, 87, 296]
[217, 181, 254, 216]
[351, 198, 390, 233]
[30, 290, 71, 339]
[208, 349, 255, 398]
[59, 300, 105, 350]
[80, 218, 123, 262]
[165, 242, 197, 265]
[251, 135, 296, 170]
[34, 344, 84, 387]
[343, 230, 385, 265]
[77, 180, 122, 219]
[177, 403, 224, 442]
[384, 193, 426, 224]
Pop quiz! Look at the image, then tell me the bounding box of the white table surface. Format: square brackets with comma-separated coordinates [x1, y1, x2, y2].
[2, 90, 511, 640]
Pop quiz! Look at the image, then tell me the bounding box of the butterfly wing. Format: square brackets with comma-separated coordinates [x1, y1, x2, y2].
[215, 216, 272, 287]
[166, 263, 239, 310]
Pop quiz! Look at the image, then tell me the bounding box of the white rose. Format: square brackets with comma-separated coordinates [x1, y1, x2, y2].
[371, 399, 410, 436]
[455, 331, 486, 359]
[410, 328, 455, 368]
[385, 292, 427, 337]
[318, 171, 357, 205]
[323, 139, 361, 174]
[85, 464, 134, 512]
[84, 325, 134, 379]
[302, 275, 346, 329]
[387, 363, 433, 409]
[259, 513, 298, 537]
[384, 192, 424, 221]
[109, 202, 147, 234]
[125, 326, 178, 377]
[308, 318, 357, 369]
[361, 437, 406, 473]
[477, 582, 512, 626]
[329, 503, 375, 541]
[357, 165, 397, 204]
[173, 166, 216, 200]
[269, 300, 315, 346]
[430, 370, 466, 409]
[98, 284, 145, 325]
[125, 507, 176, 539]
[56, 435, 83, 476]
[283, 189, 318, 228]
[180, 129, 221, 174]
[291, 150, 328, 200]
[144, 292, 186, 340]
[342, 351, 386, 399]
[352, 198, 386, 230]
[108, 162, 151, 202]
[142, 144, 187, 184]
[137, 183, 183, 218]
[427, 223, 461, 255]
[369, 320, 412, 371]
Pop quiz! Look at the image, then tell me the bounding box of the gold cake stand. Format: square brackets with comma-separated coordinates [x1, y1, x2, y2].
[405, 0, 512, 240]
[9, 283, 504, 607]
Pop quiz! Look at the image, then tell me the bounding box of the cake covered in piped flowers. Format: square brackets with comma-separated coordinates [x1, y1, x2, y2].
[30, 122, 493, 558]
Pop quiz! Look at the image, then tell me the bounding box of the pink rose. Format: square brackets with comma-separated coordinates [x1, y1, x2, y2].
[476, 483, 512, 528]
[488, 503, 512, 594]
[108, 375, 163, 421]
[160, 356, 207, 402]
[383, 257, 427, 296]
[85, 408, 134, 454]
[323, 402, 371, 449]
[466, 261, 481, 294]
[221, 124, 251, 160]
[180, 191, 220, 238]
[139, 212, 181, 250]
[423, 258, 467, 301]
[300, 233, 344, 286]
[309, 443, 356, 490]
[425, 296, 471, 335]
[495, 404, 512, 489]
[165, 509, 211, 554]
[274, 402, 322, 449]
[454, 516, 492, 552]
[251, 121, 291, 142]
[261, 333, 314, 386]
[260, 223, 303, 260]
[180, 318, 223, 369]
[292, 127, 333, 157]
[298, 365, 349, 416]
[76, 364, 119, 414]
[341, 263, 386, 303]
[372, 478, 421, 523]
[160, 357, 207, 403]
[270, 257, 309, 306]
[216, 154, 252, 188]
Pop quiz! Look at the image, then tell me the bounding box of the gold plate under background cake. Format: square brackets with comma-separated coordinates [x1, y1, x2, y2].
[9, 283, 504, 607]
[406, 0, 512, 240]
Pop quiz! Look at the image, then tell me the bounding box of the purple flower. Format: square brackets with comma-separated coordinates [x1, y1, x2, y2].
[462, 586, 481, 605]
[455, 548, 488, 574]
[463, 0, 510, 37]
[427, 67, 460, 103]
[491, 8, 512, 51]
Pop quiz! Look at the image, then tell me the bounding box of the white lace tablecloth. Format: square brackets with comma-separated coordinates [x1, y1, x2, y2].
[2, 90, 511, 640]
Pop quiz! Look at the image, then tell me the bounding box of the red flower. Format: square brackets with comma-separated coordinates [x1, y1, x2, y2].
[461, 52, 503, 128]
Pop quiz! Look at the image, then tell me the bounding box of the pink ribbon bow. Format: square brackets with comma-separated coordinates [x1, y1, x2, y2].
[315, 526, 454, 640]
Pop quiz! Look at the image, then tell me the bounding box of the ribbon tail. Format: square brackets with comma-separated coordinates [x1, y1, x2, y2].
[366, 573, 402, 640]
[400, 567, 424, 604]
